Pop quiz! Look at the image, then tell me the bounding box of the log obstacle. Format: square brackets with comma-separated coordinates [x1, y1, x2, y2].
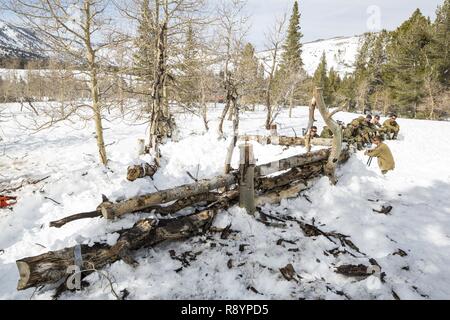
[20, 141, 352, 293]
[239, 135, 333, 147]
[50, 147, 342, 228]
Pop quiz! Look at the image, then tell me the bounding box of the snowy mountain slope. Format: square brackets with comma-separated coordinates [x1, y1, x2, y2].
[258, 35, 362, 77]
[302, 35, 362, 76]
[0, 21, 46, 60]
[0, 20, 361, 78]
[0, 104, 449, 300]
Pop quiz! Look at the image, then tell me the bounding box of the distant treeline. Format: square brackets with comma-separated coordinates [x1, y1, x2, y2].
[314, 4, 449, 120]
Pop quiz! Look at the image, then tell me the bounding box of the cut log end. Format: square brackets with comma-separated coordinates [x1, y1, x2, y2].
[101, 205, 115, 220]
[16, 261, 31, 291]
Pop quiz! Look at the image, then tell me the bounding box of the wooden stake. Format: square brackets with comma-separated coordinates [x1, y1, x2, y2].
[239, 143, 256, 215]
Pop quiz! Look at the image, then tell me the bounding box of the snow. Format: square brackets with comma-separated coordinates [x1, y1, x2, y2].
[257, 35, 362, 77]
[1, 103, 450, 300]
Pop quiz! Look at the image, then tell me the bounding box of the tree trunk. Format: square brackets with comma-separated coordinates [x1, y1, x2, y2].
[224, 99, 239, 174]
[49, 193, 221, 229]
[17, 208, 223, 291]
[99, 173, 238, 219]
[255, 180, 310, 207]
[256, 148, 331, 176]
[256, 162, 324, 191]
[200, 80, 209, 131]
[84, 2, 107, 166]
[314, 87, 343, 185]
[265, 86, 272, 130]
[307, 97, 316, 131]
[240, 135, 333, 147]
[288, 90, 294, 118]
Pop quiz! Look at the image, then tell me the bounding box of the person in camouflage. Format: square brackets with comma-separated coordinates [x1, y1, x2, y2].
[365, 135, 395, 175]
[343, 115, 375, 150]
[320, 126, 333, 139]
[360, 115, 379, 145]
[383, 114, 400, 140]
[343, 116, 364, 149]
[371, 115, 382, 128]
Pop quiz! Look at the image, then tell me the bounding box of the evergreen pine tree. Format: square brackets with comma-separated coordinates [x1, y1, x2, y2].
[133, 0, 156, 83]
[179, 23, 201, 108]
[429, 0, 450, 87]
[237, 43, 263, 107]
[328, 67, 341, 105]
[313, 52, 331, 104]
[385, 9, 432, 117]
[279, 0, 303, 73]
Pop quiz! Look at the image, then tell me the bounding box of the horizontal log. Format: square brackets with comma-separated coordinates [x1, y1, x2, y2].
[256, 181, 312, 206]
[256, 162, 324, 191]
[49, 193, 220, 229]
[240, 135, 333, 147]
[255, 148, 331, 176]
[100, 173, 238, 220]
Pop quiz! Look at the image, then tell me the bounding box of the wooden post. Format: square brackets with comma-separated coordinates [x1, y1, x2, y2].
[270, 124, 279, 145]
[239, 143, 256, 215]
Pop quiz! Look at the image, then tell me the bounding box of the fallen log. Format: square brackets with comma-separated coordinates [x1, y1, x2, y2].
[17, 191, 240, 291]
[50, 193, 220, 229]
[100, 173, 238, 220]
[127, 162, 158, 182]
[239, 135, 333, 147]
[256, 148, 331, 176]
[256, 162, 324, 191]
[255, 180, 311, 206]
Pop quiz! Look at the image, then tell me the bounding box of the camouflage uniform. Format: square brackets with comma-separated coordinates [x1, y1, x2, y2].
[320, 126, 334, 139]
[360, 121, 378, 145]
[383, 119, 400, 140]
[343, 117, 366, 150]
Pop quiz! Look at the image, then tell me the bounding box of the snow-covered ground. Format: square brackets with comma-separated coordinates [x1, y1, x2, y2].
[0, 103, 449, 300]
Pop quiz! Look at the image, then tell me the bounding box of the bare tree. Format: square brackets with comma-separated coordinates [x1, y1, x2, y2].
[314, 87, 343, 185]
[115, 0, 208, 161]
[215, 0, 249, 138]
[5, 0, 122, 165]
[260, 13, 287, 129]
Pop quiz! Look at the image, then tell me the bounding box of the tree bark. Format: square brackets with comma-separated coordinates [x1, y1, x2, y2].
[127, 162, 158, 182]
[314, 87, 343, 185]
[224, 98, 239, 174]
[17, 207, 224, 291]
[99, 173, 238, 219]
[239, 135, 333, 147]
[256, 162, 324, 191]
[84, 1, 107, 166]
[255, 148, 330, 176]
[255, 180, 310, 207]
[307, 97, 316, 131]
[49, 193, 221, 229]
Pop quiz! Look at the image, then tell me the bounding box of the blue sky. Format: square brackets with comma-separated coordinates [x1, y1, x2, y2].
[245, 0, 444, 49]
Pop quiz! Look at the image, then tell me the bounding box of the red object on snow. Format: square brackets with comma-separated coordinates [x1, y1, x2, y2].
[0, 195, 17, 208]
